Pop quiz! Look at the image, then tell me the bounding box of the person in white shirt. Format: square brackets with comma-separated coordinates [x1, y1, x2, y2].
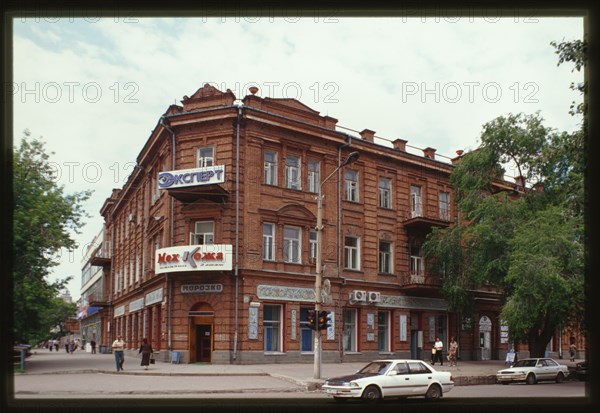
[111, 335, 125, 372]
[433, 337, 444, 365]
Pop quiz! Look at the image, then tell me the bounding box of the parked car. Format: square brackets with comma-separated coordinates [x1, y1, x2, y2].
[496, 358, 569, 385]
[574, 361, 587, 381]
[322, 359, 454, 402]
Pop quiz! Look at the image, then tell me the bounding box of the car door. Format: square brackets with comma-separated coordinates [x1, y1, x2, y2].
[407, 361, 433, 396]
[544, 359, 562, 379]
[536, 359, 551, 380]
[378, 362, 408, 397]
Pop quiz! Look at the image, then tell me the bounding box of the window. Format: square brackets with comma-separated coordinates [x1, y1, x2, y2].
[408, 362, 431, 374]
[197, 147, 214, 168]
[410, 243, 423, 275]
[379, 177, 392, 208]
[264, 151, 278, 186]
[344, 236, 360, 270]
[343, 309, 357, 352]
[439, 191, 450, 221]
[263, 305, 282, 352]
[285, 155, 301, 190]
[151, 172, 160, 204]
[410, 185, 422, 217]
[378, 311, 391, 352]
[191, 221, 214, 245]
[300, 307, 315, 352]
[308, 160, 320, 193]
[283, 226, 301, 263]
[263, 223, 275, 261]
[345, 169, 359, 202]
[309, 230, 317, 262]
[379, 241, 392, 274]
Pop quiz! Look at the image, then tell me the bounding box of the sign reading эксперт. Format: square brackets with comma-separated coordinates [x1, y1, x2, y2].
[158, 165, 225, 190]
[155, 245, 233, 274]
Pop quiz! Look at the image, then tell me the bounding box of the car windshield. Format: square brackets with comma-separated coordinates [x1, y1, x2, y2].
[513, 359, 537, 368]
[358, 361, 393, 375]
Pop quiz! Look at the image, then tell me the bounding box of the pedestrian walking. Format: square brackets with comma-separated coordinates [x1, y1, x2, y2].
[65, 342, 69, 353]
[112, 335, 125, 372]
[54, 341, 59, 352]
[69, 340, 75, 353]
[433, 337, 444, 365]
[138, 338, 153, 370]
[91, 340, 97, 354]
[48, 339, 53, 351]
[448, 337, 458, 366]
[569, 342, 577, 362]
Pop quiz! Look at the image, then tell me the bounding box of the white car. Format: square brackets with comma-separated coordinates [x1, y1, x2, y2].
[496, 358, 569, 385]
[321, 359, 454, 402]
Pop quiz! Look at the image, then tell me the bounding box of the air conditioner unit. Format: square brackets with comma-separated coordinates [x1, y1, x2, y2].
[368, 291, 381, 303]
[349, 290, 367, 302]
[128, 213, 137, 223]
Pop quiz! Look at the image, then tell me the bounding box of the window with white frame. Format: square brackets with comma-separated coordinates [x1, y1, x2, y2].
[345, 169, 359, 202]
[196, 147, 214, 168]
[263, 304, 282, 352]
[410, 243, 423, 275]
[300, 307, 315, 352]
[343, 308, 357, 352]
[344, 236, 360, 270]
[263, 223, 275, 261]
[285, 155, 301, 190]
[379, 177, 392, 209]
[378, 311, 391, 352]
[264, 150, 278, 186]
[308, 159, 320, 193]
[439, 191, 450, 221]
[309, 230, 317, 262]
[190, 221, 214, 245]
[379, 241, 392, 274]
[283, 226, 301, 263]
[410, 185, 422, 217]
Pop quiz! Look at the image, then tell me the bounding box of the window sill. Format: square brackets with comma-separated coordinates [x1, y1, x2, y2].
[264, 352, 286, 356]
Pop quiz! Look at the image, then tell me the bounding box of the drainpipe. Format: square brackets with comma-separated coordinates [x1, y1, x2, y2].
[233, 103, 242, 361]
[337, 136, 352, 360]
[160, 116, 176, 351]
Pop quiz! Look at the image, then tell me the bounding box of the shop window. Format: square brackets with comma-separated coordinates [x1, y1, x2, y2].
[263, 304, 282, 352]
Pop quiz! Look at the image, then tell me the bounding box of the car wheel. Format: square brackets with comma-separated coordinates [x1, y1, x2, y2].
[526, 373, 537, 385]
[333, 397, 347, 403]
[425, 384, 442, 400]
[556, 372, 565, 383]
[361, 385, 382, 402]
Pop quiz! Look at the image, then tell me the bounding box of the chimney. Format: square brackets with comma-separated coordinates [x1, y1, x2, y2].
[423, 147, 436, 160]
[323, 116, 338, 130]
[514, 175, 525, 189]
[392, 138, 407, 152]
[359, 129, 376, 142]
[451, 149, 464, 165]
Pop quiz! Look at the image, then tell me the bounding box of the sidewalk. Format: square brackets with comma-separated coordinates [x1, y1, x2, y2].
[18, 349, 583, 390]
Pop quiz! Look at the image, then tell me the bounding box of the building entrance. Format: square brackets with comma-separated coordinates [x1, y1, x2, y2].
[195, 324, 212, 363]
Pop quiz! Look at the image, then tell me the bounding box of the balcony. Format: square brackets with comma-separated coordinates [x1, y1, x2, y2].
[401, 207, 451, 231]
[166, 184, 229, 203]
[398, 271, 442, 294]
[88, 292, 110, 307]
[90, 246, 111, 267]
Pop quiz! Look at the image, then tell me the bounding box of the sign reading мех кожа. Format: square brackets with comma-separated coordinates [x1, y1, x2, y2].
[158, 165, 225, 190]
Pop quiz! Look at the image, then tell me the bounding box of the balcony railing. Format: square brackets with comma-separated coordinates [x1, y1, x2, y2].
[90, 247, 111, 267]
[398, 271, 442, 289]
[88, 292, 110, 307]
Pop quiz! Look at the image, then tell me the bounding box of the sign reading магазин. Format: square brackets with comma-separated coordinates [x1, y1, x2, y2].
[158, 165, 225, 190]
[155, 244, 233, 274]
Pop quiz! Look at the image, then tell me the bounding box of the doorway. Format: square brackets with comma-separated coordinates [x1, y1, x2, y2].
[195, 324, 212, 363]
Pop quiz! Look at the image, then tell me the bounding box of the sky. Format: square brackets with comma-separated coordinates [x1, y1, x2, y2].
[12, 13, 584, 301]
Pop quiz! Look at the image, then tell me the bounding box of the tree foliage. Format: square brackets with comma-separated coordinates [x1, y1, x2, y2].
[13, 130, 91, 343]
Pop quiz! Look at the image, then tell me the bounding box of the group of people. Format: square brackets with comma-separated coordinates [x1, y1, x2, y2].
[431, 336, 459, 367]
[111, 335, 154, 372]
[47, 338, 82, 353]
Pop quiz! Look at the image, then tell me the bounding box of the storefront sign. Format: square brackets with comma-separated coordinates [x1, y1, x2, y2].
[129, 297, 144, 313]
[181, 284, 223, 294]
[145, 288, 163, 306]
[158, 165, 225, 190]
[114, 305, 125, 317]
[155, 244, 232, 274]
[256, 285, 315, 302]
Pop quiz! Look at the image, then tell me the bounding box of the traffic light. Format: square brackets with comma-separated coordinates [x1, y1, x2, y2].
[318, 310, 331, 330]
[307, 310, 317, 330]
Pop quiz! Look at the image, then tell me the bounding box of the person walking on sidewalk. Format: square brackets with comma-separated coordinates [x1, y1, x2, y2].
[90, 340, 96, 354]
[138, 338, 153, 370]
[112, 335, 125, 372]
[433, 337, 444, 365]
[569, 342, 577, 362]
[448, 337, 458, 366]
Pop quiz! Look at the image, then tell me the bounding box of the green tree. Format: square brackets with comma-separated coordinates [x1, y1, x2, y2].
[13, 130, 91, 343]
[424, 113, 584, 357]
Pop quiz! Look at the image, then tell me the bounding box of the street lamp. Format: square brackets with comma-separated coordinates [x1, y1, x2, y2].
[314, 150, 360, 379]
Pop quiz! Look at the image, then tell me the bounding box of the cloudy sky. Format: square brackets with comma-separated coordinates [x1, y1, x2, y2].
[12, 14, 584, 300]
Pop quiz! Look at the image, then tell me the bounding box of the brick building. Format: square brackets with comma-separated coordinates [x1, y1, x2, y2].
[89, 84, 577, 364]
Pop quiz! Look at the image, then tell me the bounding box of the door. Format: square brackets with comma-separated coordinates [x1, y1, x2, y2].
[195, 325, 212, 363]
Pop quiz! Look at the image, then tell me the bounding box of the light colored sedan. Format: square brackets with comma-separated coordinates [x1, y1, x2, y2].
[496, 358, 569, 385]
[321, 359, 454, 402]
